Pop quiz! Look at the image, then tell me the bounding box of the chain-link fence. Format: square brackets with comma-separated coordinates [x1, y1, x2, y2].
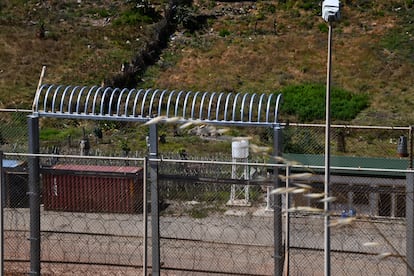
[1, 109, 414, 275]
[0, 109, 31, 153]
[283, 123, 411, 159]
[1, 152, 413, 275]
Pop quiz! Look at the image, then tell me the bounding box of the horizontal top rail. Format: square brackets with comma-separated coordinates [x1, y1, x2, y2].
[0, 108, 32, 113]
[3, 152, 414, 174]
[282, 122, 411, 130]
[32, 84, 282, 127]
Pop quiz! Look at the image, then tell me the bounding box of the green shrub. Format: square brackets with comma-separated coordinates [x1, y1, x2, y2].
[318, 23, 329, 33]
[298, 0, 319, 11]
[280, 83, 369, 122]
[114, 3, 161, 25]
[219, 29, 230, 37]
[265, 4, 276, 14]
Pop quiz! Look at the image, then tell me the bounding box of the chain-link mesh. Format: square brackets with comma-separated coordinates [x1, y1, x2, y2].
[157, 159, 274, 275]
[283, 124, 410, 159]
[0, 109, 31, 153]
[1, 153, 412, 275]
[286, 174, 408, 275]
[1, 109, 413, 275]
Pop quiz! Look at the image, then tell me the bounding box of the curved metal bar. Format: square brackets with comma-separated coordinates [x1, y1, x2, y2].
[166, 90, 176, 117]
[43, 84, 57, 112]
[198, 91, 209, 120]
[240, 93, 250, 122]
[51, 85, 64, 112]
[116, 88, 130, 116]
[131, 89, 144, 117]
[68, 86, 80, 114]
[257, 94, 266, 123]
[84, 86, 99, 114]
[33, 83, 48, 112]
[140, 89, 153, 117]
[266, 93, 274, 123]
[190, 91, 201, 119]
[215, 92, 225, 121]
[91, 87, 104, 115]
[206, 92, 216, 120]
[182, 91, 193, 119]
[98, 87, 112, 115]
[174, 91, 185, 117]
[59, 86, 72, 113]
[75, 86, 88, 114]
[224, 93, 234, 121]
[148, 89, 161, 117]
[59, 85, 72, 113]
[108, 88, 120, 116]
[248, 93, 257, 122]
[124, 88, 135, 117]
[34, 84, 50, 112]
[232, 93, 242, 121]
[274, 93, 283, 123]
[158, 90, 169, 116]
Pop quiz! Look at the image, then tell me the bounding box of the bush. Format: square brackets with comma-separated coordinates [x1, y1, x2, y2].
[280, 83, 369, 122]
[318, 23, 329, 33]
[219, 29, 230, 37]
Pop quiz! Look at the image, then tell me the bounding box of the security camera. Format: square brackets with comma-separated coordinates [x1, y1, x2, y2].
[322, 0, 340, 22]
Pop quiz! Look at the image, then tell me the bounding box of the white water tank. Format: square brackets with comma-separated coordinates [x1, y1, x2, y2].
[232, 139, 249, 159]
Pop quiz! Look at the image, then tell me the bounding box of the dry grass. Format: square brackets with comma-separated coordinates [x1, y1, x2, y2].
[1, 0, 414, 126]
[150, 1, 414, 126]
[0, 0, 148, 108]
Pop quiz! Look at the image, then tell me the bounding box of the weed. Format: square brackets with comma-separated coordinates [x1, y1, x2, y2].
[188, 206, 208, 218]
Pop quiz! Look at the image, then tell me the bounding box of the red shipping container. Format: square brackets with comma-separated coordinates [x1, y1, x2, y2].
[42, 164, 143, 214]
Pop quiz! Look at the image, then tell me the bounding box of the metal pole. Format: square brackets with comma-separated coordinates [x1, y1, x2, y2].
[407, 171, 414, 276]
[409, 126, 413, 169]
[149, 124, 160, 276]
[324, 21, 333, 276]
[284, 165, 290, 276]
[0, 151, 4, 276]
[143, 156, 148, 276]
[273, 124, 283, 276]
[28, 115, 40, 276]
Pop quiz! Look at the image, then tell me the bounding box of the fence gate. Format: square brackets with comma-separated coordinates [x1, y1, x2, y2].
[28, 81, 283, 275]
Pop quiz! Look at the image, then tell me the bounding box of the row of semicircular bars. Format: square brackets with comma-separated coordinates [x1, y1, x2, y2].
[34, 84, 282, 124]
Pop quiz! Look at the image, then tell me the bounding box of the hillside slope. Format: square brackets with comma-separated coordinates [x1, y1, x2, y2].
[1, 0, 414, 125]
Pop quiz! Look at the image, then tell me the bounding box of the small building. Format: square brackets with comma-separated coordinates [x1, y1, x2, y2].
[282, 153, 408, 218]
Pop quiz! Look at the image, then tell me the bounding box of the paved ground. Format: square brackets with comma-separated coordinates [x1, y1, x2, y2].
[2, 206, 409, 275]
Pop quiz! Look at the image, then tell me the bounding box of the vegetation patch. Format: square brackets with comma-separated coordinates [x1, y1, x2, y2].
[280, 83, 369, 122]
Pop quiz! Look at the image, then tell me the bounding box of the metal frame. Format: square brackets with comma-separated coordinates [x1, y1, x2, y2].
[29, 83, 283, 276]
[33, 84, 282, 127]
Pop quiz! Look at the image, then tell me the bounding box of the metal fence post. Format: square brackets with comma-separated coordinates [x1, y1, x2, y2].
[28, 115, 40, 276]
[410, 126, 413, 169]
[273, 124, 283, 276]
[149, 124, 160, 275]
[0, 151, 4, 276]
[407, 171, 414, 276]
[143, 156, 148, 276]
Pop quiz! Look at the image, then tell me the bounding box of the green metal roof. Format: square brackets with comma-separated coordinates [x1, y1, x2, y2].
[282, 153, 411, 177]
